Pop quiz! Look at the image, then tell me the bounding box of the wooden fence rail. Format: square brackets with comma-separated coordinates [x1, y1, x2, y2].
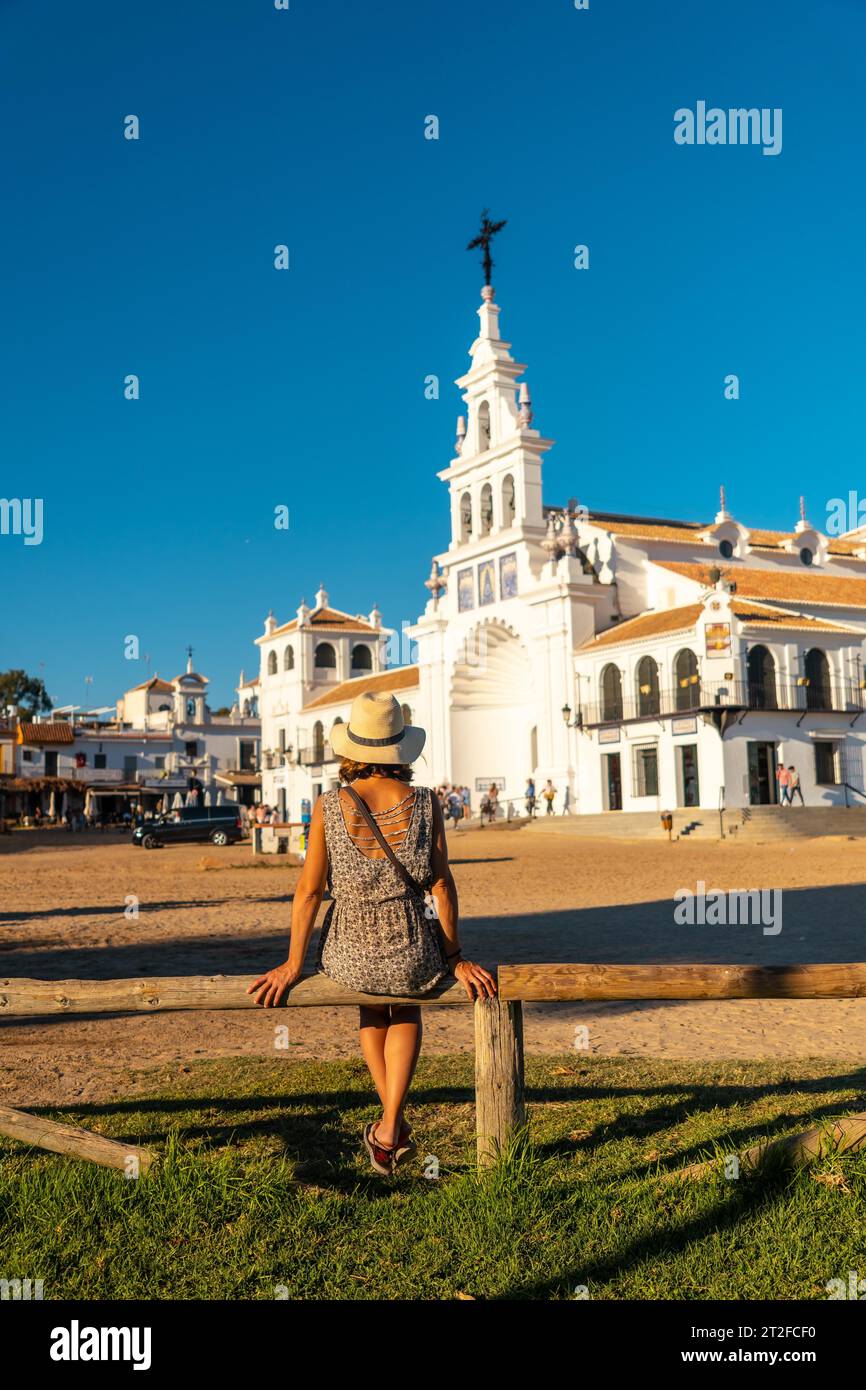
[2, 962, 865, 1172]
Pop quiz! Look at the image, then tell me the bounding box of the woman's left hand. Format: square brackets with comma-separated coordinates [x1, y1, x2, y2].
[247, 961, 302, 1008]
[453, 958, 497, 1000]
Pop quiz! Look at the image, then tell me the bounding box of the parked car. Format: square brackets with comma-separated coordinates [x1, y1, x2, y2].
[132, 805, 244, 849]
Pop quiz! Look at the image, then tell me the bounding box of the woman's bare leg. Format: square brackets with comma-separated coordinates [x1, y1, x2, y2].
[377, 1005, 422, 1146]
[359, 1004, 390, 1108]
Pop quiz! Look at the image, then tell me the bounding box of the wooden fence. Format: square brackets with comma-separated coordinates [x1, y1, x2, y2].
[2, 962, 866, 1173]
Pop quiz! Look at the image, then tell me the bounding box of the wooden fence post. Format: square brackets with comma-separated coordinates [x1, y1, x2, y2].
[474, 996, 525, 1168]
[0, 1103, 154, 1175]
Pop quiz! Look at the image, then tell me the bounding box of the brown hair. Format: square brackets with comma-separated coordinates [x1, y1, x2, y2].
[339, 758, 414, 784]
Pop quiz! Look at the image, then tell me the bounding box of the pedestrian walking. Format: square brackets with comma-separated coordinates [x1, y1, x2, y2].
[776, 764, 791, 806]
[787, 766, 804, 806]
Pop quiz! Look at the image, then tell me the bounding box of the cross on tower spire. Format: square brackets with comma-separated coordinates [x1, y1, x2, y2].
[466, 209, 507, 286]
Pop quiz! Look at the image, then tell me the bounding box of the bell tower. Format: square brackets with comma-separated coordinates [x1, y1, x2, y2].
[439, 283, 553, 552]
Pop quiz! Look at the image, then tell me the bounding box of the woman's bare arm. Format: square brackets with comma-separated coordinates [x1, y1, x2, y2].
[429, 793, 496, 999]
[247, 798, 328, 1007]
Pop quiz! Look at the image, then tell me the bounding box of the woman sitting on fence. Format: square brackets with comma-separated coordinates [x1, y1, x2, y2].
[248, 692, 496, 1175]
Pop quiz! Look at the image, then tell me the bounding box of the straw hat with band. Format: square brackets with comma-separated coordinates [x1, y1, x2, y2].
[330, 691, 426, 766]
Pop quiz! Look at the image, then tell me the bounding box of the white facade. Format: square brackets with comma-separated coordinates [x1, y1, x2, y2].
[0, 657, 261, 818]
[257, 284, 866, 821]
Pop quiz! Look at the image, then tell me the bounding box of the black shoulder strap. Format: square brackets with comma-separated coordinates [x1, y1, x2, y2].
[340, 784, 426, 900]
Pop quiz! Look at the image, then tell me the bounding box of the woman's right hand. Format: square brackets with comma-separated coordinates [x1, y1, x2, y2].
[247, 961, 302, 1008]
[453, 958, 497, 999]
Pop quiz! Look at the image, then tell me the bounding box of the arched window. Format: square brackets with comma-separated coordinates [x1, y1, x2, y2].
[600, 664, 623, 723]
[805, 648, 831, 710]
[283, 645, 294, 671]
[636, 656, 660, 716]
[502, 474, 516, 527]
[331, 717, 344, 740]
[747, 645, 777, 709]
[401, 704, 412, 725]
[186, 696, 196, 719]
[674, 649, 701, 710]
[480, 483, 493, 535]
[312, 720, 325, 760]
[460, 491, 472, 543]
[314, 642, 336, 669]
[351, 644, 372, 671]
[267, 651, 277, 676]
[242, 700, 250, 717]
[478, 400, 491, 450]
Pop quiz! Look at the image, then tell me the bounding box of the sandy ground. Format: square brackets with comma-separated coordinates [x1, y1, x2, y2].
[2, 824, 866, 1105]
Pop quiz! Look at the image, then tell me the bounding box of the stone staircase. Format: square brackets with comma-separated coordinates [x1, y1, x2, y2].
[523, 810, 717, 840]
[522, 804, 866, 841]
[726, 804, 866, 841]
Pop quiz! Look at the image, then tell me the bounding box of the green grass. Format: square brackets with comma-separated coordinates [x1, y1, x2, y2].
[2, 1055, 865, 1299]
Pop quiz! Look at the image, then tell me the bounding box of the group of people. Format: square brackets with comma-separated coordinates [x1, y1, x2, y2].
[434, 784, 472, 828]
[524, 777, 566, 817]
[775, 764, 805, 806]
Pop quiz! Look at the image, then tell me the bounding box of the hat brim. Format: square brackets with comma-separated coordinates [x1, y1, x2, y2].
[329, 722, 426, 765]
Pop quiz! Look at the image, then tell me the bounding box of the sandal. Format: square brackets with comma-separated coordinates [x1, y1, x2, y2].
[393, 1121, 417, 1168]
[363, 1121, 397, 1176]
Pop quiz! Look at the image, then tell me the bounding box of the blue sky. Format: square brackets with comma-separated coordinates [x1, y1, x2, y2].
[1, 0, 864, 708]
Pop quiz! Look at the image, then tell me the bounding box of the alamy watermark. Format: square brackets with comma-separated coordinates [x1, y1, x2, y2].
[674, 102, 782, 157]
[0, 497, 43, 546]
[674, 881, 782, 936]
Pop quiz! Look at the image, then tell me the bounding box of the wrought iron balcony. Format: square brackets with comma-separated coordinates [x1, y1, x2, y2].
[296, 742, 334, 766]
[576, 680, 865, 728]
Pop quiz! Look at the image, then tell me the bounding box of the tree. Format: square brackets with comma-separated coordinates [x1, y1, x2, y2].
[0, 670, 52, 720]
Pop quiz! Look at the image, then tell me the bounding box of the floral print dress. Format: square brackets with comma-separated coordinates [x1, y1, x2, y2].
[316, 785, 449, 996]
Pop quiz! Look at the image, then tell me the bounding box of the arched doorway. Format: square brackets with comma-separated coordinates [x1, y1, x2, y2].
[449, 623, 534, 806]
[636, 656, 660, 717]
[747, 645, 777, 709]
[804, 648, 831, 710]
[600, 664, 623, 722]
[674, 649, 700, 710]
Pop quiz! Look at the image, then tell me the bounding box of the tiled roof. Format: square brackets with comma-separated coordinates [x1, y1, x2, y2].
[577, 604, 706, 651]
[17, 722, 75, 745]
[578, 598, 858, 653]
[732, 601, 859, 634]
[258, 606, 378, 642]
[302, 666, 419, 712]
[656, 561, 866, 610]
[585, 513, 709, 545]
[581, 512, 862, 558]
[127, 677, 173, 694]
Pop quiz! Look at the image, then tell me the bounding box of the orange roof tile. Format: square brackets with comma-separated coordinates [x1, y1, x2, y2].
[578, 598, 858, 652]
[126, 677, 173, 694]
[656, 561, 866, 610]
[17, 722, 75, 745]
[302, 666, 419, 712]
[577, 605, 705, 651]
[257, 606, 378, 643]
[583, 513, 863, 558]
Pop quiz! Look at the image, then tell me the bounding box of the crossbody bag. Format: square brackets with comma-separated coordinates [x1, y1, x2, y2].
[340, 784, 437, 923]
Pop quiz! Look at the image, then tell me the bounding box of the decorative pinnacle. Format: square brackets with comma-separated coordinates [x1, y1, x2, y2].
[518, 382, 533, 428]
[424, 558, 446, 604]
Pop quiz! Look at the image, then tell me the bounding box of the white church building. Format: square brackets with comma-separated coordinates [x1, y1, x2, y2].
[257, 283, 866, 822]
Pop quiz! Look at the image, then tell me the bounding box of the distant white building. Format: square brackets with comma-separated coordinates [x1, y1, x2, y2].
[256, 586, 416, 818]
[257, 282, 866, 822]
[0, 655, 261, 821]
